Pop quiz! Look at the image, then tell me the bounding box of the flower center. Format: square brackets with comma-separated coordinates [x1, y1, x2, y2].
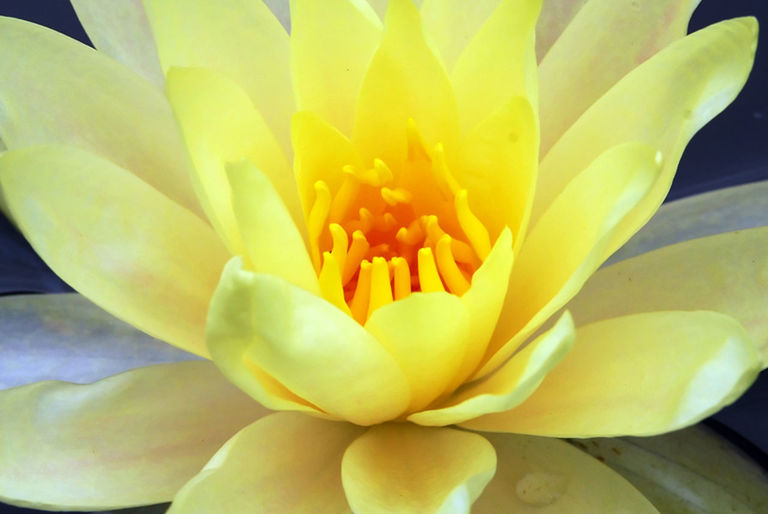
[308, 122, 491, 324]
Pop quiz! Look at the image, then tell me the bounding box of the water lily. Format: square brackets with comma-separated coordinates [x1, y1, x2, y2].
[0, 0, 765, 512]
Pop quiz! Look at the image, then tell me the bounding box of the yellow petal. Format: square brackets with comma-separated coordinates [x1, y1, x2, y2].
[448, 227, 514, 389]
[480, 142, 661, 378]
[227, 159, 318, 295]
[0, 362, 268, 510]
[0, 16, 202, 219]
[450, 0, 540, 132]
[353, 0, 459, 168]
[365, 293, 469, 412]
[166, 66, 302, 255]
[341, 424, 496, 514]
[534, 0, 588, 60]
[70, 0, 164, 88]
[410, 312, 574, 427]
[449, 96, 537, 246]
[168, 412, 362, 513]
[473, 433, 658, 513]
[539, 0, 700, 154]
[290, 0, 382, 136]
[535, 17, 758, 246]
[465, 311, 761, 437]
[207, 258, 411, 425]
[419, 0, 499, 71]
[292, 110, 364, 220]
[569, 226, 768, 366]
[142, 0, 294, 153]
[0, 145, 228, 358]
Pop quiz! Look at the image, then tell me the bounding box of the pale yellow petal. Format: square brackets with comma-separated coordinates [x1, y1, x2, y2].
[473, 433, 658, 513]
[0, 16, 201, 218]
[365, 293, 469, 412]
[353, 0, 459, 168]
[142, 0, 294, 152]
[227, 159, 318, 295]
[419, 0, 500, 71]
[341, 424, 496, 514]
[479, 142, 661, 377]
[166, 66, 302, 255]
[534, 0, 588, 60]
[71, 0, 164, 88]
[449, 228, 514, 388]
[450, 0, 540, 132]
[291, 0, 382, 136]
[0, 145, 228, 357]
[535, 17, 758, 249]
[410, 312, 574, 427]
[0, 362, 268, 510]
[539, 0, 700, 155]
[169, 412, 362, 514]
[465, 311, 761, 437]
[569, 226, 768, 366]
[449, 96, 537, 246]
[207, 258, 411, 425]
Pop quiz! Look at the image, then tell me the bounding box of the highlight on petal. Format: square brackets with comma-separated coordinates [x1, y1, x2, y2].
[227, 159, 318, 295]
[0, 16, 202, 218]
[341, 424, 496, 514]
[480, 142, 661, 377]
[410, 312, 574, 427]
[207, 258, 411, 425]
[449, 0, 541, 132]
[539, 0, 700, 154]
[569, 226, 768, 365]
[536, 17, 758, 234]
[472, 433, 658, 513]
[166, 66, 301, 255]
[465, 311, 761, 437]
[0, 362, 268, 510]
[354, 0, 459, 168]
[0, 145, 229, 357]
[290, 0, 382, 136]
[71, 0, 164, 88]
[365, 292, 469, 412]
[142, 0, 294, 152]
[169, 412, 363, 514]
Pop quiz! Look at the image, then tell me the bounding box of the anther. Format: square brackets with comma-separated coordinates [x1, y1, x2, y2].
[350, 260, 372, 324]
[358, 208, 374, 233]
[342, 230, 370, 285]
[392, 257, 412, 300]
[328, 223, 348, 274]
[417, 247, 445, 293]
[318, 252, 351, 314]
[381, 187, 413, 206]
[455, 189, 491, 260]
[368, 257, 393, 319]
[436, 236, 471, 295]
[308, 180, 331, 270]
[396, 219, 425, 246]
[329, 170, 361, 223]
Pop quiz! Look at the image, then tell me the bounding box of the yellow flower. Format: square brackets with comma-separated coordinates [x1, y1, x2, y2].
[0, 0, 765, 512]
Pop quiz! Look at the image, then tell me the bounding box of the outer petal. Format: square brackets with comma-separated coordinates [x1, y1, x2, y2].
[290, 0, 382, 136]
[166, 67, 302, 255]
[0, 16, 201, 218]
[0, 145, 228, 357]
[535, 17, 758, 239]
[227, 159, 319, 294]
[168, 412, 362, 514]
[539, 0, 700, 154]
[480, 142, 661, 377]
[365, 293, 469, 412]
[465, 311, 761, 437]
[534, 0, 588, 60]
[0, 361, 268, 510]
[142, 0, 294, 153]
[419, 0, 500, 71]
[0, 293, 197, 389]
[353, 0, 459, 168]
[569, 227, 768, 365]
[449, 0, 540, 132]
[473, 433, 658, 513]
[341, 424, 496, 514]
[207, 258, 411, 425]
[70, 0, 164, 88]
[410, 312, 574, 427]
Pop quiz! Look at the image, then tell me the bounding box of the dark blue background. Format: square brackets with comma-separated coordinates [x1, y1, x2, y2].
[0, 2, 767, 513]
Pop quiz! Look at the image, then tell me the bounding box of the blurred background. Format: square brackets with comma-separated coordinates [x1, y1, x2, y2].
[0, 2, 767, 513]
